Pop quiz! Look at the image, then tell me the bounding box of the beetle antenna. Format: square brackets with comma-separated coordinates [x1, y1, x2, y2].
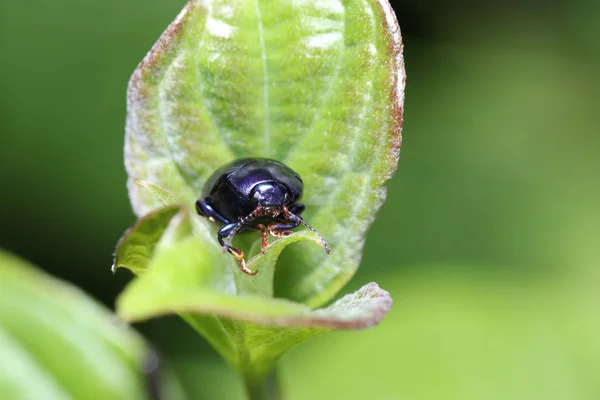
[285, 211, 331, 254]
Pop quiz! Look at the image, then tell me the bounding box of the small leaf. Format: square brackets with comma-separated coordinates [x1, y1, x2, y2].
[125, 0, 405, 307]
[113, 204, 182, 275]
[0, 250, 185, 400]
[115, 205, 325, 297]
[116, 210, 391, 377]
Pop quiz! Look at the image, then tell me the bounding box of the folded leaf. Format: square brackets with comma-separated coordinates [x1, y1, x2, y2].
[116, 210, 392, 378]
[113, 204, 183, 275]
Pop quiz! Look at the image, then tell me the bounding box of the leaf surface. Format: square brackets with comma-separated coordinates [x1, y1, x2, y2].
[125, 0, 404, 307]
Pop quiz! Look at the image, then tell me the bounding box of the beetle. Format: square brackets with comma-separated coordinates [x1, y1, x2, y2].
[196, 158, 330, 275]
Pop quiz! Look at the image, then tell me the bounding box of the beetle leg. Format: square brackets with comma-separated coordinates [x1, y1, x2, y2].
[255, 224, 270, 254]
[230, 249, 257, 276]
[218, 222, 240, 247]
[196, 200, 229, 224]
[218, 223, 257, 275]
[288, 203, 305, 216]
[268, 220, 301, 237]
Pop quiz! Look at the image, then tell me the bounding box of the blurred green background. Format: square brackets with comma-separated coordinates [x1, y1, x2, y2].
[1, 0, 599, 399]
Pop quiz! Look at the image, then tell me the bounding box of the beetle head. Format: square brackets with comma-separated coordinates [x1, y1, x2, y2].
[250, 182, 290, 208]
[226, 184, 331, 256]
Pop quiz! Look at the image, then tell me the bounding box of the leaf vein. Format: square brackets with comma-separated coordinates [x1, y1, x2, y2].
[254, 0, 271, 154]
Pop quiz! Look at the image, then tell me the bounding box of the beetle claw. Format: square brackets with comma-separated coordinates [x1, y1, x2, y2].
[238, 259, 258, 275]
[229, 247, 244, 260]
[269, 229, 293, 237]
[229, 248, 257, 275]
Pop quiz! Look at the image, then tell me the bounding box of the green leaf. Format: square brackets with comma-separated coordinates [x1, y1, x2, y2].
[113, 204, 183, 275]
[124, 0, 404, 307]
[119, 0, 403, 385]
[0, 249, 185, 400]
[115, 209, 392, 378]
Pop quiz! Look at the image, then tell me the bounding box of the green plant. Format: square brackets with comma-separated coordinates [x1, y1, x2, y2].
[114, 0, 404, 397]
[0, 0, 404, 398]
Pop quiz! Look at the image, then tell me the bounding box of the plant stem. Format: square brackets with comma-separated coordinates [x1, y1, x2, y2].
[244, 368, 282, 400]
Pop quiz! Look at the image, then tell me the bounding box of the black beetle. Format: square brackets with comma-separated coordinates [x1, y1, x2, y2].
[196, 158, 330, 275]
